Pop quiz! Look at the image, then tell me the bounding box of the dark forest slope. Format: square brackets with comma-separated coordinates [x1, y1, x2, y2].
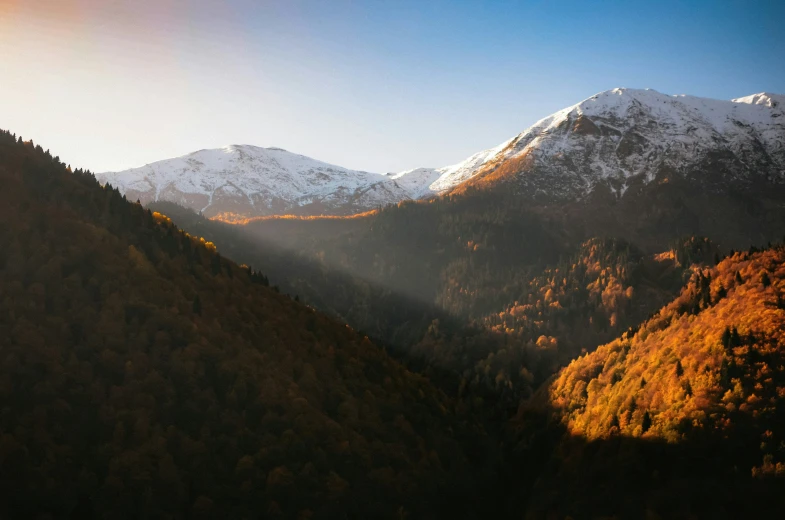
[0, 131, 502, 519]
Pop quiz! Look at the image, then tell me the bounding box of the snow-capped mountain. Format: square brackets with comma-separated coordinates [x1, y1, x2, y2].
[96, 145, 418, 217]
[452, 89, 785, 198]
[96, 141, 508, 218]
[97, 89, 784, 217]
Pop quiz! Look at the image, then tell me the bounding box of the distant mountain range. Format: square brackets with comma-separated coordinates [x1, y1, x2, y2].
[93, 143, 501, 218]
[97, 89, 784, 218]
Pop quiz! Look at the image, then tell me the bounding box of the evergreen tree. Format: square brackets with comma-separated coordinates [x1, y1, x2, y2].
[641, 411, 652, 433]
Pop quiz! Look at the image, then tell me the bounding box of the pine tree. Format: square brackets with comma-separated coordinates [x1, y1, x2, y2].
[641, 411, 652, 433]
[721, 327, 732, 350]
[211, 254, 222, 276]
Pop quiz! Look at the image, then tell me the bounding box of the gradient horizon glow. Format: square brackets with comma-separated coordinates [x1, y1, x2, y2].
[2, 0, 784, 174]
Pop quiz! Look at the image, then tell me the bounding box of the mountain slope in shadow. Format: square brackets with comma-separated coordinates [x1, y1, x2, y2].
[0, 131, 512, 519]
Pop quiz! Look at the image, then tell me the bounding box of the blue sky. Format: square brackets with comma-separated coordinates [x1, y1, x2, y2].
[2, 0, 783, 173]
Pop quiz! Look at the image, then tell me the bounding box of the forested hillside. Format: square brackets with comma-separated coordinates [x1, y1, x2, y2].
[517, 246, 785, 518]
[147, 198, 713, 406]
[146, 201, 457, 352]
[0, 130, 508, 519]
[549, 247, 785, 444]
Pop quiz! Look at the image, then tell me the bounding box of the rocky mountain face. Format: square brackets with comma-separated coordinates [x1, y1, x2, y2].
[97, 89, 784, 218]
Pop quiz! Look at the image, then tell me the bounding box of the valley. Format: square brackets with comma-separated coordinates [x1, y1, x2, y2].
[6, 0, 785, 517]
[3, 90, 785, 519]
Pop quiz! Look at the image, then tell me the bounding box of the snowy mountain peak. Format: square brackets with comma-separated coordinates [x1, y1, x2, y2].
[732, 92, 784, 110]
[453, 88, 785, 197]
[96, 144, 408, 217]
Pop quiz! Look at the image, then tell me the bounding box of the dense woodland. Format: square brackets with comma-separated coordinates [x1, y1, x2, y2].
[0, 131, 512, 519]
[2, 129, 785, 518]
[549, 247, 785, 446]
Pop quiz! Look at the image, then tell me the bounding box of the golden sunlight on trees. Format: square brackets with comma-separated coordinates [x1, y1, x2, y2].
[547, 246, 785, 474]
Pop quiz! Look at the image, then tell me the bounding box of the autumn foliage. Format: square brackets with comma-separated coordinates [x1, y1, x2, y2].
[548, 246, 785, 471]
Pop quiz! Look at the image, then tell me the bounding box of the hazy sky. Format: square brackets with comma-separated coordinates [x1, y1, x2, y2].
[2, 0, 784, 174]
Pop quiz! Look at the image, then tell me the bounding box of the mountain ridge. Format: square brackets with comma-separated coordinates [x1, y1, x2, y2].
[97, 88, 785, 217]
